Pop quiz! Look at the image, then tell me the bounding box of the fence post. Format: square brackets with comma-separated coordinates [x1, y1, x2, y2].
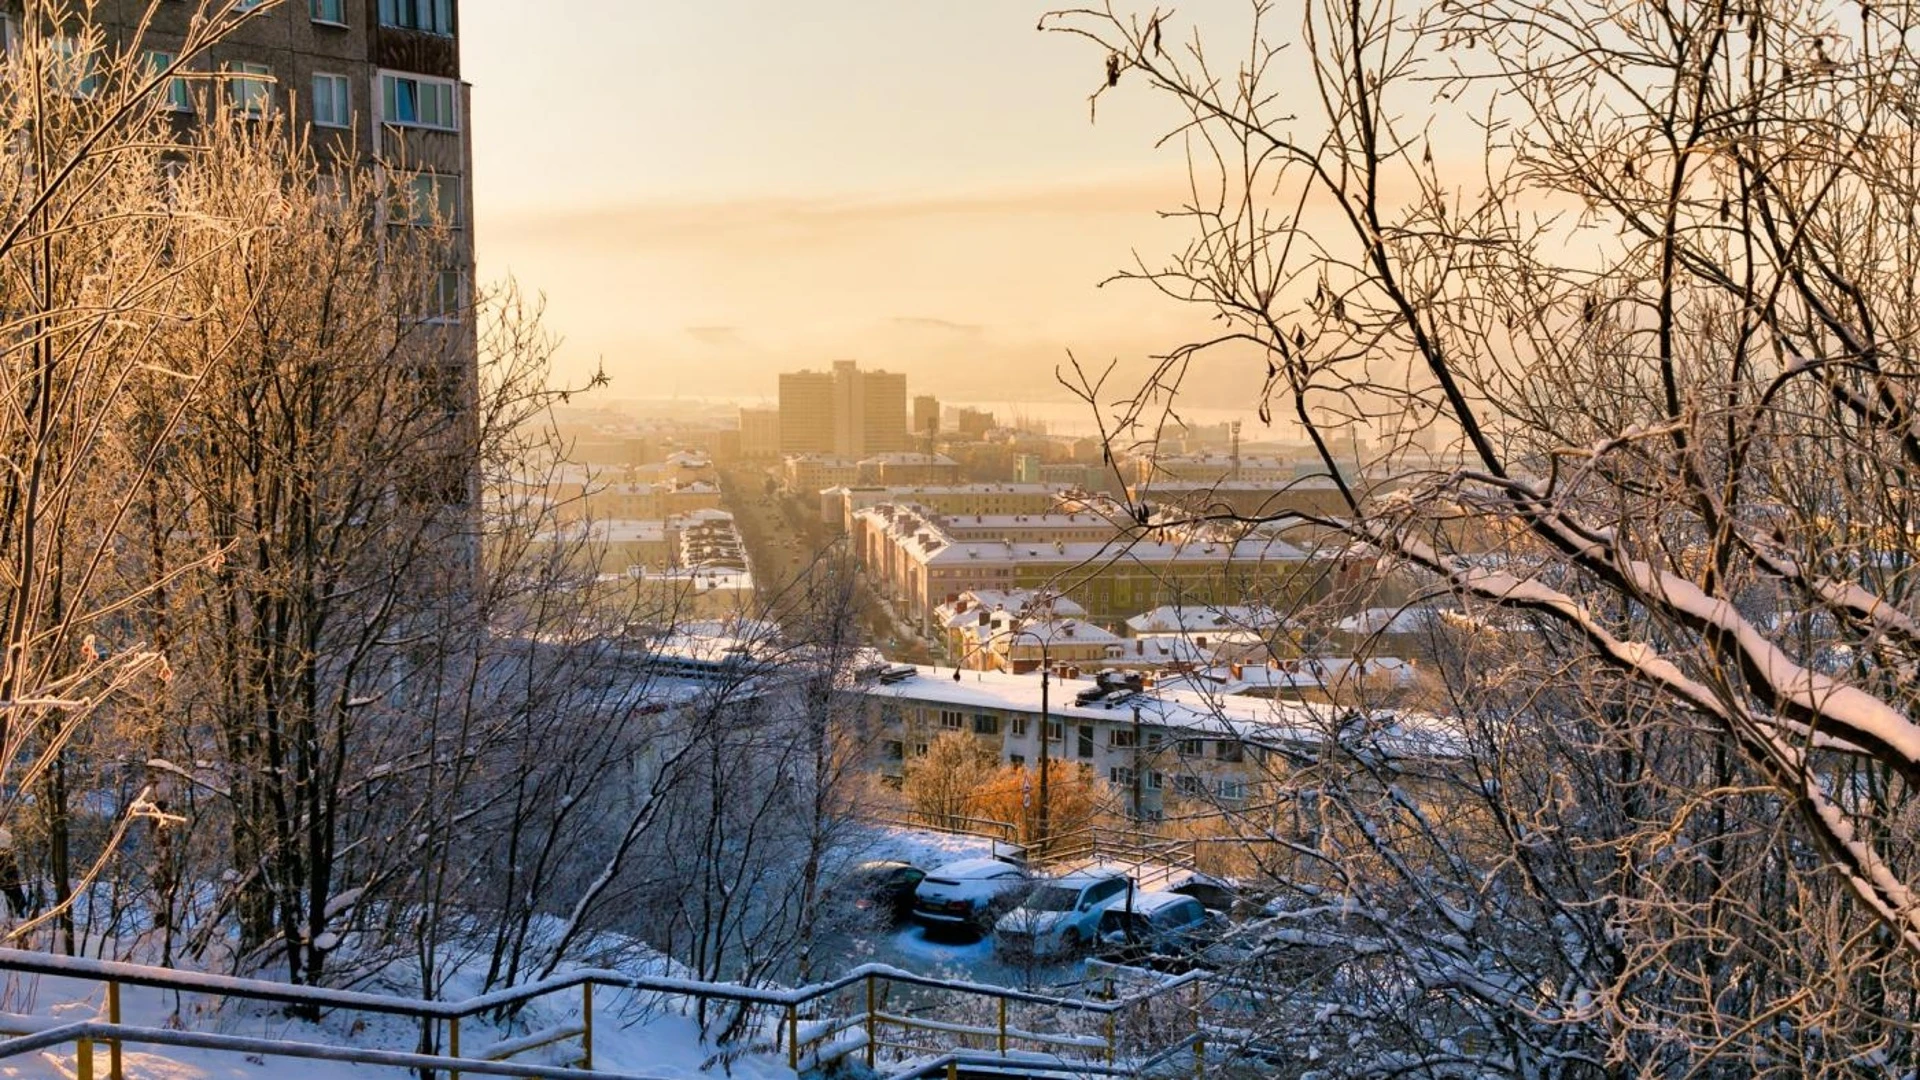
[107, 979, 122, 1080]
[449, 1014, 461, 1080]
[997, 995, 1007, 1054]
[787, 1002, 800, 1070]
[946, 1059, 959, 1080]
[1105, 1010, 1117, 1065]
[581, 981, 594, 1068]
[76, 1036, 93, 1080]
[865, 974, 877, 1069]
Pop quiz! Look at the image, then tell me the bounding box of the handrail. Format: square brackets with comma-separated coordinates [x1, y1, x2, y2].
[884, 1049, 1144, 1078]
[0, 943, 1214, 1076]
[0, 1020, 657, 1079]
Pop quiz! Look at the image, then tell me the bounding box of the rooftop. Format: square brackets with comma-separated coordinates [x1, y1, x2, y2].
[859, 665, 1460, 756]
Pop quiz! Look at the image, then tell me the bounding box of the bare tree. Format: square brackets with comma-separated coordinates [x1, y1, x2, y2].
[1048, 0, 1920, 1072]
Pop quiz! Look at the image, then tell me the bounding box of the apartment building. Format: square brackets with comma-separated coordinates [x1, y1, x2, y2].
[855, 666, 1457, 818]
[50, 0, 480, 511]
[820, 483, 1067, 533]
[853, 503, 1348, 631]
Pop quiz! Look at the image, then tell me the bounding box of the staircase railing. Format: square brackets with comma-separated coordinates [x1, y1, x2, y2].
[0, 946, 1216, 1079]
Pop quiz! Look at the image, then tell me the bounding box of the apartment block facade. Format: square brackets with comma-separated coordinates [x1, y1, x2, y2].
[39, 0, 482, 513]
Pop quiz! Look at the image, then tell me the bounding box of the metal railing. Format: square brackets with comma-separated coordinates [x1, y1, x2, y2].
[0, 945, 1216, 1079]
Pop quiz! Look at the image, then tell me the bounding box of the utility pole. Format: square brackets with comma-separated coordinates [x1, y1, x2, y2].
[1037, 653, 1050, 856]
[1131, 703, 1144, 822]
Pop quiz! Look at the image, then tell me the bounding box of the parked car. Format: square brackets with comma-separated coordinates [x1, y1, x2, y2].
[1095, 891, 1218, 967]
[832, 860, 926, 927]
[992, 871, 1132, 959]
[912, 857, 1030, 934]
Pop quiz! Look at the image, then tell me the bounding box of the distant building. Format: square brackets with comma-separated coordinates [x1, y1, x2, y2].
[778, 370, 838, 454]
[781, 454, 861, 495]
[953, 407, 996, 439]
[739, 407, 781, 459]
[778, 360, 910, 457]
[856, 452, 961, 486]
[913, 394, 941, 441]
[1013, 454, 1042, 483]
[819, 483, 1070, 532]
[852, 503, 1347, 630]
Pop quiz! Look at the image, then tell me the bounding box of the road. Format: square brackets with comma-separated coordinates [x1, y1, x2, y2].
[717, 463, 931, 662]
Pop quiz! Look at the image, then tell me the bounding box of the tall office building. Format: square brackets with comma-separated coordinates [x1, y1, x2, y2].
[778, 361, 910, 457]
[779, 370, 838, 455]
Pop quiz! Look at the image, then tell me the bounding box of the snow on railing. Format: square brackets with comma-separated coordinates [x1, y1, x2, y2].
[0, 946, 1217, 1078]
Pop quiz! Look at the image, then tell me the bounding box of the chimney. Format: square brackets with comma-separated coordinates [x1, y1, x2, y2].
[1230, 662, 1244, 680]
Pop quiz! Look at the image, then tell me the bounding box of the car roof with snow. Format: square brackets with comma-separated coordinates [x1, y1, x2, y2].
[1106, 890, 1201, 916]
[925, 857, 1024, 881]
[1042, 869, 1129, 890]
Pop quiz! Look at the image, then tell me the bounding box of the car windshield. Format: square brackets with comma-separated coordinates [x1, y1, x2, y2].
[1024, 885, 1080, 912]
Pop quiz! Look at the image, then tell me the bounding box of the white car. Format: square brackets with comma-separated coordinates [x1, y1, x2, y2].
[992, 871, 1132, 958]
[911, 857, 1030, 933]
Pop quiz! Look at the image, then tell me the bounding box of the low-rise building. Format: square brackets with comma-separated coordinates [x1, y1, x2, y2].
[856, 452, 962, 486]
[820, 483, 1068, 532]
[855, 666, 1457, 818]
[782, 454, 861, 495]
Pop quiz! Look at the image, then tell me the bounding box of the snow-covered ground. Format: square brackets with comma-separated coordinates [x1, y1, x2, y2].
[0, 824, 1096, 1079]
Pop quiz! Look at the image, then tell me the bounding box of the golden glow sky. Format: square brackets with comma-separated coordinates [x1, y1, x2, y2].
[461, 1, 1251, 407]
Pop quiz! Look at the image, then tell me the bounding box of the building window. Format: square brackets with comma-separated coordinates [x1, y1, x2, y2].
[883, 740, 903, 762]
[1215, 740, 1245, 763]
[143, 51, 191, 112]
[52, 38, 101, 97]
[397, 172, 459, 226]
[912, 741, 928, 758]
[312, 73, 350, 128]
[1045, 720, 1062, 743]
[1010, 716, 1028, 738]
[1173, 775, 1204, 798]
[1108, 766, 1135, 788]
[1148, 771, 1163, 790]
[1077, 725, 1094, 759]
[227, 62, 272, 115]
[380, 72, 457, 130]
[1178, 738, 1203, 758]
[310, 0, 347, 24]
[236, 0, 267, 9]
[426, 269, 464, 322]
[379, 0, 454, 35]
[1110, 729, 1137, 749]
[939, 709, 963, 732]
[1009, 754, 1026, 767]
[1217, 779, 1248, 802]
[972, 713, 999, 736]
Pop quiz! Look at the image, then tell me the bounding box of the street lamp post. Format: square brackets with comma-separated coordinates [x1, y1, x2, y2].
[954, 615, 1056, 855]
[1005, 627, 1051, 855]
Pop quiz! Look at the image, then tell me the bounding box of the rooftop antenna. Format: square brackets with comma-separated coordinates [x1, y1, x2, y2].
[1230, 419, 1242, 482]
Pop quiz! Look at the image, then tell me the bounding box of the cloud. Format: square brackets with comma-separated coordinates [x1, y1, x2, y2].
[684, 325, 746, 346]
[886, 316, 983, 336]
[481, 174, 1178, 252]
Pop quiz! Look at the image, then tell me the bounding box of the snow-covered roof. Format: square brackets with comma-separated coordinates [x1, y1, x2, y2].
[1125, 604, 1289, 635]
[934, 590, 1089, 629]
[859, 666, 1462, 756]
[1337, 606, 1446, 635]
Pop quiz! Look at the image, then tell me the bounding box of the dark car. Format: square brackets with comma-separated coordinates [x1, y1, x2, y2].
[1095, 891, 1218, 967]
[836, 860, 926, 926]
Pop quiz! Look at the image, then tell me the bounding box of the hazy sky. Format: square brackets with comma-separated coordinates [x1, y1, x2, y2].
[460, 1, 1252, 408]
